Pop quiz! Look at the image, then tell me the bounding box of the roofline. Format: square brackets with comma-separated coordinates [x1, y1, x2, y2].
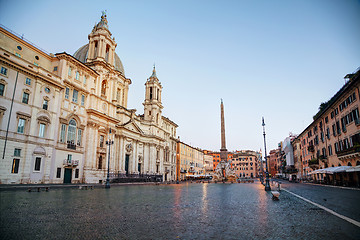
[55, 52, 99, 76]
[296, 69, 360, 140]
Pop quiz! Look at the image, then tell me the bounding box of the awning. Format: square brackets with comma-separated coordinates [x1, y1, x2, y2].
[309, 166, 352, 175]
[346, 165, 360, 172]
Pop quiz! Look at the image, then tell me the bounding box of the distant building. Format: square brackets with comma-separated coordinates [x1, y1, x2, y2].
[232, 150, 259, 178]
[177, 142, 204, 180]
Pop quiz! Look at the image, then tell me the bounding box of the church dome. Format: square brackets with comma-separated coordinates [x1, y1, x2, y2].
[73, 44, 125, 75]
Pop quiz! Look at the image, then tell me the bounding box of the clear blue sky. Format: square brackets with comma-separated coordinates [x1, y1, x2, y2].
[1, 0, 359, 153]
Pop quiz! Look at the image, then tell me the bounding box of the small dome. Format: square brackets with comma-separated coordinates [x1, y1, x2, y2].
[73, 44, 125, 75]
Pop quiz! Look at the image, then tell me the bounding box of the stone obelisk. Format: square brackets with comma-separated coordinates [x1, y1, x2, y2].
[220, 99, 228, 163]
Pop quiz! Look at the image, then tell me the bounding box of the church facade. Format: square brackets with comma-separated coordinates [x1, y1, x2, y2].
[0, 13, 178, 184]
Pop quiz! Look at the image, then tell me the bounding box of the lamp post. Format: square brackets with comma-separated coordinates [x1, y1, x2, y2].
[105, 128, 114, 189]
[262, 117, 271, 191]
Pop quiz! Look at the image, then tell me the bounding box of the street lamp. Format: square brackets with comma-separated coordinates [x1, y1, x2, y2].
[262, 117, 271, 191]
[105, 128, 114, 189]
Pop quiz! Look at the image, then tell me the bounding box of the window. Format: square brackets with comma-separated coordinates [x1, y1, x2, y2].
[65, 87, 69, 99]
[72, 89, 78, 103]
[67, 119, 77, 144]
[39, 123, 45, 137]
[68, 67, 72, 76]
[60, 124, 66, 143]
[22, 92, 29, 104]
[150, 87, 153, 100]
[99, 135, 104, 147]
[81, 95, 85, 106]
[0, 67, 7, 76]
[17, 46, 22, 50]
[335, 108, 338, 115]
[11, 159, 20, 173]
[25, 78, 31, 85]
[44, 87, 50, 93]
[34, 157, 41, 171]
[325, 116, 328, 123]
[43, 99, 48, 110]
[14, 148, 21, 157]
[75, 169, 79, 178]
[77, 129, 82, 146]
[336, 121, 341, 135]
[328, 145, 333, 156]
[53, 66, 58, 72]
[56, 168, 61, 178]
[0, 83, 4, 96]
[83, 76, 86, 84]
[101, 81, 107, 96]
[326, 127, 330, 139]
[75, 71, 80, 80]
[17, 118, 25, 133]
[335, 142, 339, 152]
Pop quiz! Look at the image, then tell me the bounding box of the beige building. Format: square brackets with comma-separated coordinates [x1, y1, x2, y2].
[295, 69, 360, 184]
[232, 150, 259, 178]
[0, 13, 178, 184]
[178, 141, 204, 180]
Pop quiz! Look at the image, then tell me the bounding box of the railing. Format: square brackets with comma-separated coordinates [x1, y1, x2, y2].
[319, 155, 327, 161]
[67, 142, 76, 150]
[110, 172, 163, 183]
[308, 158, 319, 166]
[336, 146, 360, 157]
[308, 145, 315, 152]
[63, 159, 79, 166]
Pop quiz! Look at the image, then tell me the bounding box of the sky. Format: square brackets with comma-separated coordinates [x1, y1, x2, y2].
[1, 0, 359, 153]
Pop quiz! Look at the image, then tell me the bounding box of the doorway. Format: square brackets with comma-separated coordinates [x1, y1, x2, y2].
[125, 154, 129, 175]
[63, 168, 72, 183]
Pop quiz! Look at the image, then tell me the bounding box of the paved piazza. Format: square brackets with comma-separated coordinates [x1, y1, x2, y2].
[1, 182, 360, 240]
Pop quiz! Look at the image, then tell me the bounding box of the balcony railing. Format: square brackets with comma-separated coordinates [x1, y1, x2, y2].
[110, 173, 163, 183]
[308, 158, 319, 166]
[336, 146, 360, 158]
[63, 159, 79, 166]
[67, 141, 76, 150]
[319, 155, 327, 161]
[307, 145, 315, 152]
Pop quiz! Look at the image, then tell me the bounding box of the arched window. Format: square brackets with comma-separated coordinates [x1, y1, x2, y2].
[67, 119, 77, 144]
[101, 81, 107, 96]
[348, 162, 352, 166]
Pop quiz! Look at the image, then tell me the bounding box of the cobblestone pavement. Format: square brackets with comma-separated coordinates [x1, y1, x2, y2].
[1, 181, 360, 240]
[278, 181, 360, 223]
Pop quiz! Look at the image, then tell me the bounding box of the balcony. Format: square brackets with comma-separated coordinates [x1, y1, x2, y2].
[63, 159, 79, 166]
[319, 155, 327, 162]
[337, 146, 360, 160]
[67, 141, 76, 150]
[307, 145, 315, 152]
[308, 158, 319, 166]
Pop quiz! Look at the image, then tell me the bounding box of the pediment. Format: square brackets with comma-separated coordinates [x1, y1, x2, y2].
[121, 120, 144, 135]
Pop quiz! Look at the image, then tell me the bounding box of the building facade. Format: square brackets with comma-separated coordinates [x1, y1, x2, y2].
[295, 70, 360, 185]
[0, 13, 178, 184]
[178, 141, 204, 180]
[232, 150, 259, 178]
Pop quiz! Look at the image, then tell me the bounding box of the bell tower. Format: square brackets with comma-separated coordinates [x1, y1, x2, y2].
[87, 11, 117, 67]
[143, 66, 163, 124]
